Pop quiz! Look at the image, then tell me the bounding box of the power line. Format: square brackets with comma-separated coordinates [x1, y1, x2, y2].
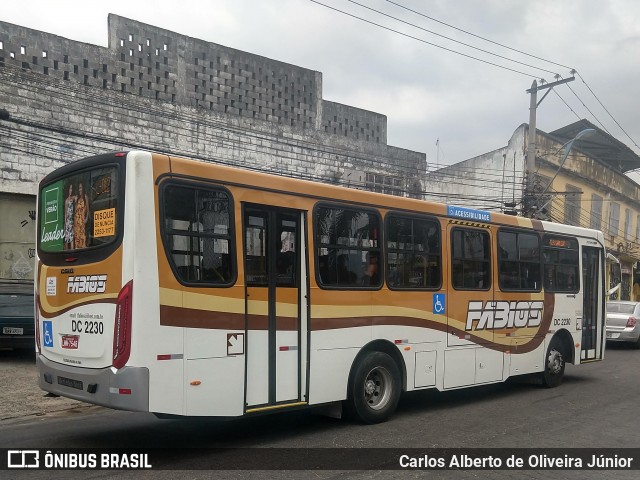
[564, 81, 611, 134]
[381, 1, 638, 153]
[309, 0, 548, 78]
[3, 29, 637, 230]
[540, 184, 640, 253]
[331, 1, 638, 161]
[383, 0, 574, 71]
[0, 133, 513, 205]
[0, 63, 537, 197]
[551, 89, 582, 122]
[6, 117, 636, 243]
[345, 0, 560, 76]
[575, 70, 640, 151]
[0, 64, 429, 180]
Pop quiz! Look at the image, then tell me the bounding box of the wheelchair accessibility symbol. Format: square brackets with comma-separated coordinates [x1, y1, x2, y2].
[43, 321, 54, 348]
[433, 294, 445, 315]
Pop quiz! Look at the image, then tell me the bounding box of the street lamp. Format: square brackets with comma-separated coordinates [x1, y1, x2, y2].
[538, 128, 596, 197]
[535, 128, 596, 215]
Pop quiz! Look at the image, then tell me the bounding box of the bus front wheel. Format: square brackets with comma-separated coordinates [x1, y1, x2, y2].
[347, 351, 401, 424]
[541, 337, 566, 388]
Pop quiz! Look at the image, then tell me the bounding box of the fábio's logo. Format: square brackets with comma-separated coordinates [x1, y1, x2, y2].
[466, 301, 543, 331]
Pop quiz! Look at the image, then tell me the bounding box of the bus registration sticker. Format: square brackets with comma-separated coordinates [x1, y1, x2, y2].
[93, 208, 116, 238]
[61, 335, 79, 349]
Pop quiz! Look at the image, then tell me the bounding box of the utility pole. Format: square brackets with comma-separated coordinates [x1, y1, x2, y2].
[523, 76, 575, 217]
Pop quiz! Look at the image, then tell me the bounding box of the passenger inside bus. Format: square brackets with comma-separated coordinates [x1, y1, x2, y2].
[337, 254, 356, 285]
[362, 252, 380, 286]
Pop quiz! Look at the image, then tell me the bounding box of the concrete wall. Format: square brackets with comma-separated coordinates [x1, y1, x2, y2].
[0, 15, 422, 198]
[0, 193, 36, 280]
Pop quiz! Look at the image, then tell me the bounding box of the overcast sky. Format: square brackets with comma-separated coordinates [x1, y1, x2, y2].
[2, 0, 639, 170]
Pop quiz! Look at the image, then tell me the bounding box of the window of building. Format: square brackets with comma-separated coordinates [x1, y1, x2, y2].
[543, 235, 579, 293]
[315, 205, 381, 288]
[161, 183, 234, 285]
[386, 215, 441, 289]
[498, 230, 541, 291]
[624, 208, 632, 240]
[609, 202, 620, 238]
[590, 194, 603, 230]
[564, 184, 582, 226]
[451, 228, 490, 290]
[365, 172, 403, 196]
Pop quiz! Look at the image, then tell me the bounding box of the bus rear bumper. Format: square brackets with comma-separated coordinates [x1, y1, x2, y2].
[37, 355, 149, 412]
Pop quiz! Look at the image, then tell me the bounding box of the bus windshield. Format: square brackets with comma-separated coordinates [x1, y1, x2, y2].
[39, 166, 119, 252]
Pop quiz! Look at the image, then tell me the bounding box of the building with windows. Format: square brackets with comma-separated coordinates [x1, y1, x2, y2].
[423, 120, 640, 300]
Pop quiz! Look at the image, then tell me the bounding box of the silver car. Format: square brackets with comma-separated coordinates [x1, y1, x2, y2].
[606, 301, 640, 348]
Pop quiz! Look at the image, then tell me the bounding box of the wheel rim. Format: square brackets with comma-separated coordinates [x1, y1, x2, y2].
[547, 348, 564, 375]
[363, 366, 393, 411]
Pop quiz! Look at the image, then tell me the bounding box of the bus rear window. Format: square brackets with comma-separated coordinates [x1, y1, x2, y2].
[39, 166, 119, 252]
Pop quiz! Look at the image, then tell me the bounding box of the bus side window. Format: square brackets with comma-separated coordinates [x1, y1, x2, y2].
[497, 230, 540, 292]
[315, 205, 382, 289]
[451, 228, 490, 291]
[386, 214, 441, 290]
[542, 236, 579, 293]
[162, 184, 234, 286]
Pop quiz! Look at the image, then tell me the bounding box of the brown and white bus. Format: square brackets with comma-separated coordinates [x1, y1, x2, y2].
[35, 151, 606, 423]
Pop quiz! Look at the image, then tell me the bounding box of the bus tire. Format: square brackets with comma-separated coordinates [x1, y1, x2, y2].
[347, 351, 401, 424]
[541, 337, 566, 388]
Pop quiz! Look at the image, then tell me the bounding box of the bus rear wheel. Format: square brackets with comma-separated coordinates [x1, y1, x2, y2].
[347, 351, 401, 424]
[541, 338, 566, 388]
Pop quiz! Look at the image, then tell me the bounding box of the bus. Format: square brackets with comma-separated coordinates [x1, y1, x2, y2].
[35, 151, 606, 423]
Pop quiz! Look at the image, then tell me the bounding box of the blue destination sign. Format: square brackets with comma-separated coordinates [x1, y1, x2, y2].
[447, 205, 491, 222]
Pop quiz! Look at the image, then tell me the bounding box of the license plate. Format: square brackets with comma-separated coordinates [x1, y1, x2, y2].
[2, 327, 23, 335]
[57, 376, 83, 390]
[606, 332, 619, 339]
[61, 335, 79, 349]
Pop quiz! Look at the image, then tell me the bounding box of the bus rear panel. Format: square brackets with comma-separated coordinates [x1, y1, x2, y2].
[36, 152, 150, 412]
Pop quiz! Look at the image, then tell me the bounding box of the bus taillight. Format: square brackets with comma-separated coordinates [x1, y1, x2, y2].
[113, 281, 133, 369]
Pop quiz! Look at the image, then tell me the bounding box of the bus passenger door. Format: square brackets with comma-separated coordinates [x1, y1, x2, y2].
[582, 246, 603, 361]
[445, 224, 500, 389]
[446, 225, 495, 347]
[243, 205, 307, 410]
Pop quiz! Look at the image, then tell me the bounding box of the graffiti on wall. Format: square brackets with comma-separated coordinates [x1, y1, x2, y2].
[8, 251, 33, 279]
[20, 210, 36, 227]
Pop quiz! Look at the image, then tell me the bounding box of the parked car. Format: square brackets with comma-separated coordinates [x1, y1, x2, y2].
[606, 301, 640, 348]
[0, 281, 35, 350]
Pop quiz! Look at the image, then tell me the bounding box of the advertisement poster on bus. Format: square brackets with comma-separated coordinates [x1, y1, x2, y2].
[39, 168, 118, 252]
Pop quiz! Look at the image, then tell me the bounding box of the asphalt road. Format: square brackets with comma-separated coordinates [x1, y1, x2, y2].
[1, 344, 639, 479]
